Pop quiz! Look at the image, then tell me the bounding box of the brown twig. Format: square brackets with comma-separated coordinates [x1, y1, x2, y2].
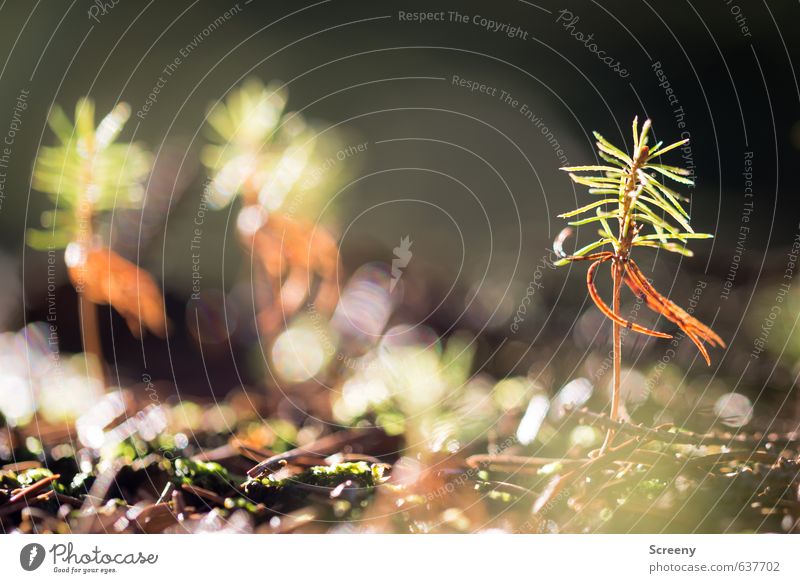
[466, 455, 588, 475]
[573, 408, 796, 447]
[7, 474, 61, 504]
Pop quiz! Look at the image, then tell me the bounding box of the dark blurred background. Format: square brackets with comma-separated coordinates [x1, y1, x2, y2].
[0, 0, 798, 428]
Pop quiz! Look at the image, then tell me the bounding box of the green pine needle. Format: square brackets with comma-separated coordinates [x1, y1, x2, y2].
[557, 117, 711, 258]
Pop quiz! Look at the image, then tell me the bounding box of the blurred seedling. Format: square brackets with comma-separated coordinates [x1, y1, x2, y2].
[28, 98, 167, 379]
[202, 79, 342, 339]
[555, 117, 725, 451]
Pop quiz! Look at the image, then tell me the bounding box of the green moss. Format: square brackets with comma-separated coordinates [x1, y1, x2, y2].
[635, 478, 668, 499]
[300, 461, 384, 488]
[103, 436, 151, 463]
[171, 458, 231, 494]
[17, 467, 51, 486]
[101, 434, 183, 466]
[0, 471, 20, 490]
[474, 481, 519, 504]
[223, 496, 262, 514]
[243, 462, 386, 503]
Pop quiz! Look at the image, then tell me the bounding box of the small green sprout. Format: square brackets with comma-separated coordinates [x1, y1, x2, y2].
[28, 97, 164, 368]
[29, 98, 151, 250]
[554, 118, 725, 449]
[243, 461, 386, 503]
[201, 78, 316, 211]
[556, 117, 710, 265]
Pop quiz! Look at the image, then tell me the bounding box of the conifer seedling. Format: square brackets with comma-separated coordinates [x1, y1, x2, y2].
[29, 98, 166, 376]
[555, 118, 725, 449]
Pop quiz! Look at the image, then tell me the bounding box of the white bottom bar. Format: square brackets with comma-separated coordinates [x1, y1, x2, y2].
[2, 534, 797, 581]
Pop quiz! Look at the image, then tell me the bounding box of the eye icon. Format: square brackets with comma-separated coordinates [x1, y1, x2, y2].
[19, 543, 46, 571]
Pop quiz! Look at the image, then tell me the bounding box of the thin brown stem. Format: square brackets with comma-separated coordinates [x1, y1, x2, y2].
[601, 260, 623, 454]
[79, 292, 105, 382]
[599, 144, 649, 452]
[75, 206, 104, 383]
[75, 127, 105, 385]
[561, 121, 722, 453]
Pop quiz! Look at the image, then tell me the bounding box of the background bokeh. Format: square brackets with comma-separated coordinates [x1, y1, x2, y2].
[0, 0, 798, 441]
